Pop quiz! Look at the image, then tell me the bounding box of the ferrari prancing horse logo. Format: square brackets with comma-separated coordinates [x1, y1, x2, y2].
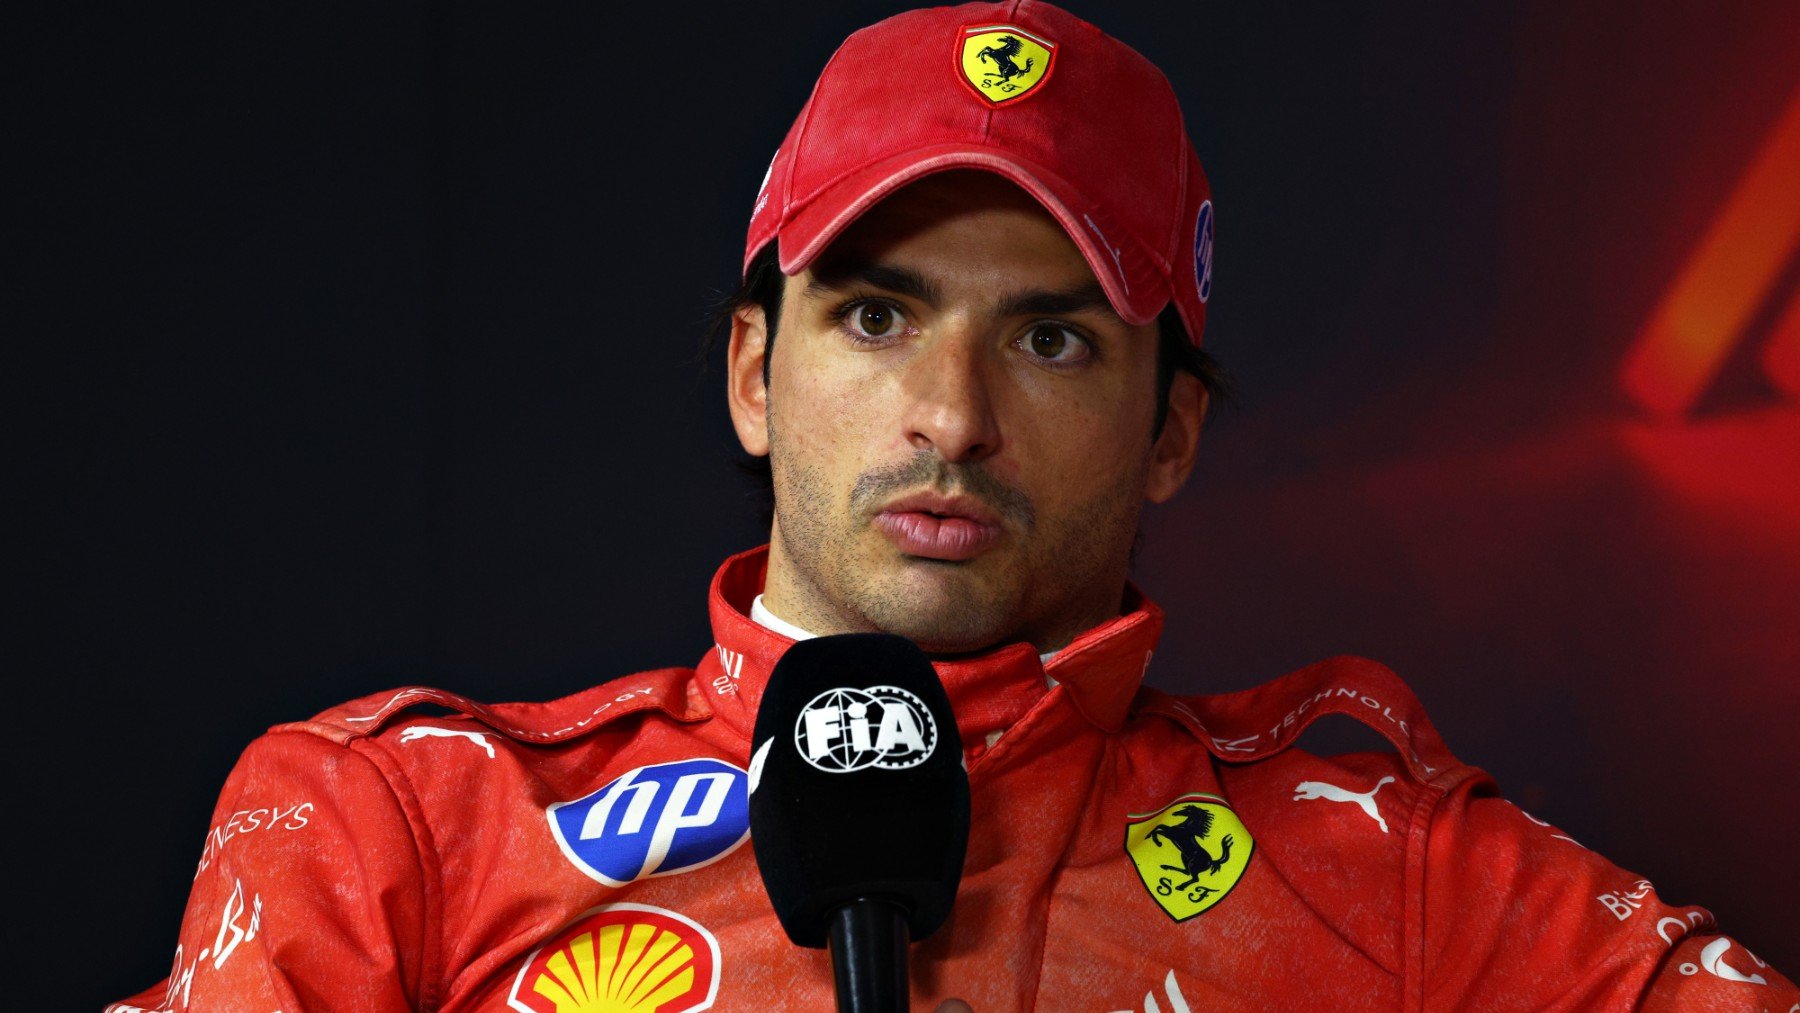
[1124, 792, 1254, 921]
[958, 25, 1055, 106]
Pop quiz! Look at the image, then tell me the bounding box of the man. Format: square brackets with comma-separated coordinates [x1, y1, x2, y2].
[114, 3, 1793, 1010]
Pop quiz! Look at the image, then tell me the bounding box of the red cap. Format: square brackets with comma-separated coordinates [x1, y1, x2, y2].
[744, 0, 1214, 344]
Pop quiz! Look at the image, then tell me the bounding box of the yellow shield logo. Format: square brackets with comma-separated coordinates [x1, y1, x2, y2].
[506, 903, 720, 1013]
[1124, 792, 1254, 921]
[958, 26, 1055, 106]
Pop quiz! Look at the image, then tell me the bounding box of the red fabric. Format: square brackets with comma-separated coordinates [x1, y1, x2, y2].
[113, 545, 1794, 1011]
[744, 1, 1214, 343]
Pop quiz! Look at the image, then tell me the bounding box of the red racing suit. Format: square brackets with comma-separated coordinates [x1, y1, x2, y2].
[113, 546, 1795, 1011]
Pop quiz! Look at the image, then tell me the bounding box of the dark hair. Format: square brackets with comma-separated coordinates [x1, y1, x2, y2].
[703, 243, 1233, 523]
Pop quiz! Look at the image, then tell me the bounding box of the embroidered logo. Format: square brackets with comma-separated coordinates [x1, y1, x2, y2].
[958, 25, 1055, 106]
[1124, 792, 1254, 922]
[507, 903, 720, 1013]
[398, 724, 496, 758]
[1292, 775, 1393, 833]
[1193, 199, 1213, 303]
[548, 759, 750, 887]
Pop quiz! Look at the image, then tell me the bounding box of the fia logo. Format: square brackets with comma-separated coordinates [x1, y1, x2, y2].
[795, 685, 936, 772]
[547, 758, 749, 887]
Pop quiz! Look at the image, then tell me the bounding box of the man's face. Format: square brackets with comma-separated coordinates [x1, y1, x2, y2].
[727, 170, 1203, 654]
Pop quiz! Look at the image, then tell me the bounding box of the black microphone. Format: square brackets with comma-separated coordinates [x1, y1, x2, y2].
[748, 633, 970, 1013]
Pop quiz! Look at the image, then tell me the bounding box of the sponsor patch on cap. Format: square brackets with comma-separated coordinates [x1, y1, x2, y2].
[507, 903, 720, 1013]
[1194, 200, 1213, 304]
[958, 25, 1055, 106]
[751, 149, 778, 221]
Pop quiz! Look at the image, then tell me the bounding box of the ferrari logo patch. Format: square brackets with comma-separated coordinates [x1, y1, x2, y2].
[958, 25, 1055, 106]
[1124, 792, 1254, 921]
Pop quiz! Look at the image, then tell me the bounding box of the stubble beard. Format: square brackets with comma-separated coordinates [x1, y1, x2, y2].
[767, 410, 1148, 655]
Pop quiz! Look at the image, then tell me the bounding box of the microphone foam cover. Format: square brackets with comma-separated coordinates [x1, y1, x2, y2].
[748, 633, 970, 948]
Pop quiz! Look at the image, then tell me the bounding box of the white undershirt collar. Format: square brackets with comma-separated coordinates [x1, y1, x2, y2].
[748, 593, 819, 644]
[750, 593, 1061, 673]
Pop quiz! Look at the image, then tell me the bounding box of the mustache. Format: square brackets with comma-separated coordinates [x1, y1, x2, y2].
[848, 452, 1036, 529]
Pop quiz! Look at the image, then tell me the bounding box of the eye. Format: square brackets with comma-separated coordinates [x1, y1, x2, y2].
[839, 300, 908, 341]
[1018, 323, 1092, 365]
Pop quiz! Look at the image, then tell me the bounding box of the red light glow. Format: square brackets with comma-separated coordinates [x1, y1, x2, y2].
[1620, 87, 1800, 417]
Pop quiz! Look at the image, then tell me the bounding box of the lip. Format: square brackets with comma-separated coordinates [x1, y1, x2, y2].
[873, 493, 1004, 562]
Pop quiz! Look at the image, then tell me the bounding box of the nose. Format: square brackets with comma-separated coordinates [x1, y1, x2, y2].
[899, 328, 1003, 464]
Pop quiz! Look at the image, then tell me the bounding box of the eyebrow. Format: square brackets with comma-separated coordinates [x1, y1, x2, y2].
[805, 261, 943, 307]
[993, 281, 1121, 323]
[806, 259, 1124, 324]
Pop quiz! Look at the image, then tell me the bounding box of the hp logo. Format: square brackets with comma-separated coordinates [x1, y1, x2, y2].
[547, 758, 750, 886]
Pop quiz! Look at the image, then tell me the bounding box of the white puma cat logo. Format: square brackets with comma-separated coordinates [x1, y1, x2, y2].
[1293, 775, 1394, 833]
[398, 725, 496, 759]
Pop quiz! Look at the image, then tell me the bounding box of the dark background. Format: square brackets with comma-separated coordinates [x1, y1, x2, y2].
[19, 2, 1797, 1006]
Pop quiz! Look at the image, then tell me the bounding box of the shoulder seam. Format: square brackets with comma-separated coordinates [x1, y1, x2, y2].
[232, 728, 441, 1009]
[285, 668, 708, 748]
[1401, 775, 1441, 1012]
[341, 733, 444, 1012]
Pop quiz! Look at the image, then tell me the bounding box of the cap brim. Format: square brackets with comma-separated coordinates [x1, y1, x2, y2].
[775, 145, 1167, 327]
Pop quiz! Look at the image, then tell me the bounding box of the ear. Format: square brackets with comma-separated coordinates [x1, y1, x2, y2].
[1144, 371, 1206, 504]
[726, 303, 771, 457]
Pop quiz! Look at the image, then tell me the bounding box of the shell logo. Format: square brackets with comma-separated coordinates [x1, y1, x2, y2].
[507, 903, 721, 1013]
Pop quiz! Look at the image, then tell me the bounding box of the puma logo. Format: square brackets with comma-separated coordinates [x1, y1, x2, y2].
[398, 725, 496, 759]
[1293, 776, 1394, 833]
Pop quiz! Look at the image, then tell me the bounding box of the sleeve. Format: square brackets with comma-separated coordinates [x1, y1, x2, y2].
[1420, 784, 1796, 1010]
[108, 730, 431, 1013]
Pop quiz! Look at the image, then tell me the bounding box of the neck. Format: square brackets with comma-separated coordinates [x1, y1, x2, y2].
[699, 544, 1168, 741]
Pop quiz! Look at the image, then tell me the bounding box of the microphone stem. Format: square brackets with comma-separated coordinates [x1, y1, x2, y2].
[827, 897, 910, 1012]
